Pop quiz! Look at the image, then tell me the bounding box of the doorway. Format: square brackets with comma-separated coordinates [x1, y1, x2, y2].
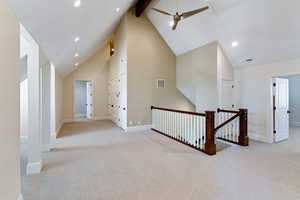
[74, 80, 93, 120]
[272, 75, 300, 142]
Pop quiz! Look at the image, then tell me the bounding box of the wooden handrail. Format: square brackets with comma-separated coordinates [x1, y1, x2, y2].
[215, 112, 241, 131]
[151, 106, 206, 117]
[217, 108, 239, 114]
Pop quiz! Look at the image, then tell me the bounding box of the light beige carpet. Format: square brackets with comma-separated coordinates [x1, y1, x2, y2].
[23, 120, 300, 200]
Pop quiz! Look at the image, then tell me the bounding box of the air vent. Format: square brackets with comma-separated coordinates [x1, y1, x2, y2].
[157, 79, 165, 88]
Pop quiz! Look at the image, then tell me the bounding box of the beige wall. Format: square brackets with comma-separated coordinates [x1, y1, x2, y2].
[235, 58, 300, 143]
[55, 70, 64, 134]
[126, 10, 195, 126]
[176, 42, 218, 112]
[63, 45, 110, 120]
[0, 1, 21, 199]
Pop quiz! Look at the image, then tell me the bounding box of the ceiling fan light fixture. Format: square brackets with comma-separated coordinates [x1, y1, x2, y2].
[169, 20, 175, 27]
[73, 0, 81, 8]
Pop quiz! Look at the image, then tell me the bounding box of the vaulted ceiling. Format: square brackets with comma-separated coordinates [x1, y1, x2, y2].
[9, 0, 137, 76]
[8, 0, 300, 75]
[146, 0, 300, 67]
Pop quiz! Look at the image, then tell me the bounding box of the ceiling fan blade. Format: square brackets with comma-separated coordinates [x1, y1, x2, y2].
[152, 8, 173, 16]
[181, 6, 209, 19]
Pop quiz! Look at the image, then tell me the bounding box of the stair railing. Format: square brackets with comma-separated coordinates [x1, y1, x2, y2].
[151, 106, 216, 155]
[215, 108, 249, 146]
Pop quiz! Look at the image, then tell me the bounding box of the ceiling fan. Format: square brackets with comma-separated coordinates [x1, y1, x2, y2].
[152, 5, 209, 30]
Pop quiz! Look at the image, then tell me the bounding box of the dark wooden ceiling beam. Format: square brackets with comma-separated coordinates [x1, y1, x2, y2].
[135, 0, 153, 17]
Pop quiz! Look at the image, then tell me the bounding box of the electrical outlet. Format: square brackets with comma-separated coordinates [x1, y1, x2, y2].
[129, 121, 133, 125]
[137, 121, 141, 125]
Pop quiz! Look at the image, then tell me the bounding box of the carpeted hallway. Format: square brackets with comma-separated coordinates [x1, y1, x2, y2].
[22, 120, 300, 200]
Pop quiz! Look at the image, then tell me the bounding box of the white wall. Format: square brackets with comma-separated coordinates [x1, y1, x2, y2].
[75, 80, 87, 117]
[235, 58, 300, 143]
[20, 79, 28, 139]
[287, 75, 300, 127]
[177, 42, 218, 112]
[55, 69, 64, 136]
[176, 42, 234, 113]
[0, 1, 21, 199]
[40, 62, 51, 152]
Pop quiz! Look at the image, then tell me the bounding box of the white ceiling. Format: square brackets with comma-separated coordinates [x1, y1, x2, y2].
[9, 0, 136, 76]
[146, 0, 300, 67]
[9, 0, 300, 74]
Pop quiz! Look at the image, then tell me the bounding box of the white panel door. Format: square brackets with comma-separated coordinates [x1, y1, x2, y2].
[120, 74, 127, 130]
[221, 80, 234, 109]
[86, 81, 93, 120]
[273, 78, 289, 142]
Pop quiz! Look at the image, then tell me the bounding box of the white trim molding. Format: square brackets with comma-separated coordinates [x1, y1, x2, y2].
[27, 160, 42, 175]
[94, 116, 110, 121]
[249, 133, 272, 143]
[127, 124, 152, 132]
[41, 144, 51, 153]
[75, 113, 86, 118]
[18, 194, 24, 200]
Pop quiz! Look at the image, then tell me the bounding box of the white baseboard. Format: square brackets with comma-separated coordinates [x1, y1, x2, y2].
[63, 118, 74, 123]
[27, 160, 42, 175]
[94, 116, 110, 121]
[290, 121, 300, 127]
[18, 194, 24, 200]
[127, 124, 152, 132]
[64, 116, 110, 123]
[249, 133, 272, 143]
[75, 113, 86, 118]
[54, 121, 64, 137]
[41, 144, 51, 153]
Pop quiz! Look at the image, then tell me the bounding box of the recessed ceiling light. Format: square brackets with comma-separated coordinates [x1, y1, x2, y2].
[73, 0, 81, 8]
[169, 20, 174, 27]
[75, 53, 79, 57]
[232, 41, 239, 47]
[75, 63, 79, 66]
[74, 37, 80, 43]
[116, 8, 120, 12]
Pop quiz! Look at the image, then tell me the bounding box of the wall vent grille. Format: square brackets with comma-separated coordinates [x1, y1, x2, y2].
[157, 79, 165, 88]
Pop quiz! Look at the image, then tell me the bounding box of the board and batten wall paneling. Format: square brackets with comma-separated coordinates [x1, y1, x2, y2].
[234, 58, 300, 143]
[288, 75, 300, 127]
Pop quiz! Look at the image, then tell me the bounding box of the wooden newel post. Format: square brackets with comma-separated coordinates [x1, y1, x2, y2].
[239, 109, 249, 146]
[205, 111, 216, 155]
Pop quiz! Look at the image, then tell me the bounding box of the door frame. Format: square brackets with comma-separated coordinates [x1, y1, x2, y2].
[269, 74, 300, 143]
[73, 80, 94, 120]
[271, 77, 289, 142]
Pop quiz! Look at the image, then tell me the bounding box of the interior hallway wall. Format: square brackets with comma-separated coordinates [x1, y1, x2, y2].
[176, 42, 218, 113]
[126, 10, 195, 126]
[63, 45, 110, 121]
[55, 69, 64, 136]
[234, 58, 300, 143]
[0, 1, 21, 199]
[287, 75, 300, 127]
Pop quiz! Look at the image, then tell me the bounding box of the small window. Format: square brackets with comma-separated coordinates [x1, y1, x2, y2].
[157, 79, 165, 88]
